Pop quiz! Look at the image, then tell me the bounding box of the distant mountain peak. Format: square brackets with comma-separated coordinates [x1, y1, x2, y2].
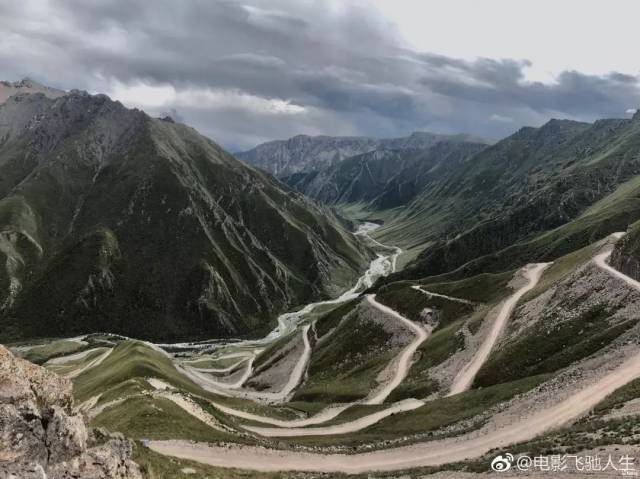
[0, 77, 66, 105]
[540, 118, 589, 130]
[15, 77, 40, 88]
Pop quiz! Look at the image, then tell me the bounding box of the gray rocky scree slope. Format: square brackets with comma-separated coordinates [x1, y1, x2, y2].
[0, 345, 141, 478]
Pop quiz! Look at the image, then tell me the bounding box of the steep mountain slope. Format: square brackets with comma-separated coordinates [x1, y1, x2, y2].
[236, 131, 489, 177]
[283, 140, 487, 209]
[0, 89, 371, 341]
[376, 113, 640, 281]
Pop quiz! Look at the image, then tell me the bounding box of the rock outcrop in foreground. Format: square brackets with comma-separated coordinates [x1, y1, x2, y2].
[0, 345, 141, 478]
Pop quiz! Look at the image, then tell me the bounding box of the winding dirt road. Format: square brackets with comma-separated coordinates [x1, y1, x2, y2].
[448, 262, 550, 396]
[207, 400, 352, 428]
[594, 245, 640, 291]
[122, 293, 430, 440]
[243, 399, 424, 437]
[364, 295, 430, 405]
[198, 293, 429, 435]
[266, 324, 312, 402]
[149, 344, 640, 473]
[236, 298, 429, 436]
[190, 357, 255, 389]
[177, 325, 311, 402]
[189, 356, 251, 374]
[65, 348, 112, 379]
[148, 239, 640, 474]
[45, 347, 107, 365]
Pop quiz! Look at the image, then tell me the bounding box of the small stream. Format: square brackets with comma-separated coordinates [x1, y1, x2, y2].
[162, 222, 402, 354]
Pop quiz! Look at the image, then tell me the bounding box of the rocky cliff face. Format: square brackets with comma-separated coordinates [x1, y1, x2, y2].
[0, 345, 141, 478]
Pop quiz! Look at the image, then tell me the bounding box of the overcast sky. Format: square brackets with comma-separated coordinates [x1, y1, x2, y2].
[1, 0, 639, 150]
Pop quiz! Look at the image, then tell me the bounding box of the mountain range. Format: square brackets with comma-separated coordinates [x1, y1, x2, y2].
[236, 131, 491, 177]
[0, 84, 370, 342]
[5, 80, 640, 479]
[283, 140, 488, 210]
[5, 79, 639, 344]
[379, 114, 640, 282]
[243, 112, 640, 289]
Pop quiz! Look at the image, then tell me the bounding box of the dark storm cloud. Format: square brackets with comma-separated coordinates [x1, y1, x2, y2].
[417, 54, 640, 119]
[1, 0, 639, 149]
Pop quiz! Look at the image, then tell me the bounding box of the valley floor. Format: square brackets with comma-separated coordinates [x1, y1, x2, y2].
[8, 231, 640, 478]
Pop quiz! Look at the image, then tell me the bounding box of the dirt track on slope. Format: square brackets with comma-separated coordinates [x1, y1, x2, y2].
[243, 398, 424, 437]
[448, 263, 550, 395]
[412, 285, 476, 305]
[175, 296, 430, 435]
[149, 345, 640, 473]
[149, 246, 640, 473]
[65, 348, 112, 379]
[363, 295, 430, 405]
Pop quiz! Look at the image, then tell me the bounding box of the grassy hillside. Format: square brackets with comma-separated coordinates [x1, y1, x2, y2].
[380, 164, 640, 287]
[73, 341, 204, 402]
[371, 116, 640, 280]
[375, 270, 512, 401]
[474, 243, 640, 388]
[294, 302, 397, 403]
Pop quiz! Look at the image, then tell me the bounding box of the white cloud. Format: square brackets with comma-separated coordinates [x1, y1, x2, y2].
[174, 88, 307, 115]
[219, 53, 286, 68]
[490, 114, 513, 123]
[108, 81, 176, 108]
[107, 80, 306, 116]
